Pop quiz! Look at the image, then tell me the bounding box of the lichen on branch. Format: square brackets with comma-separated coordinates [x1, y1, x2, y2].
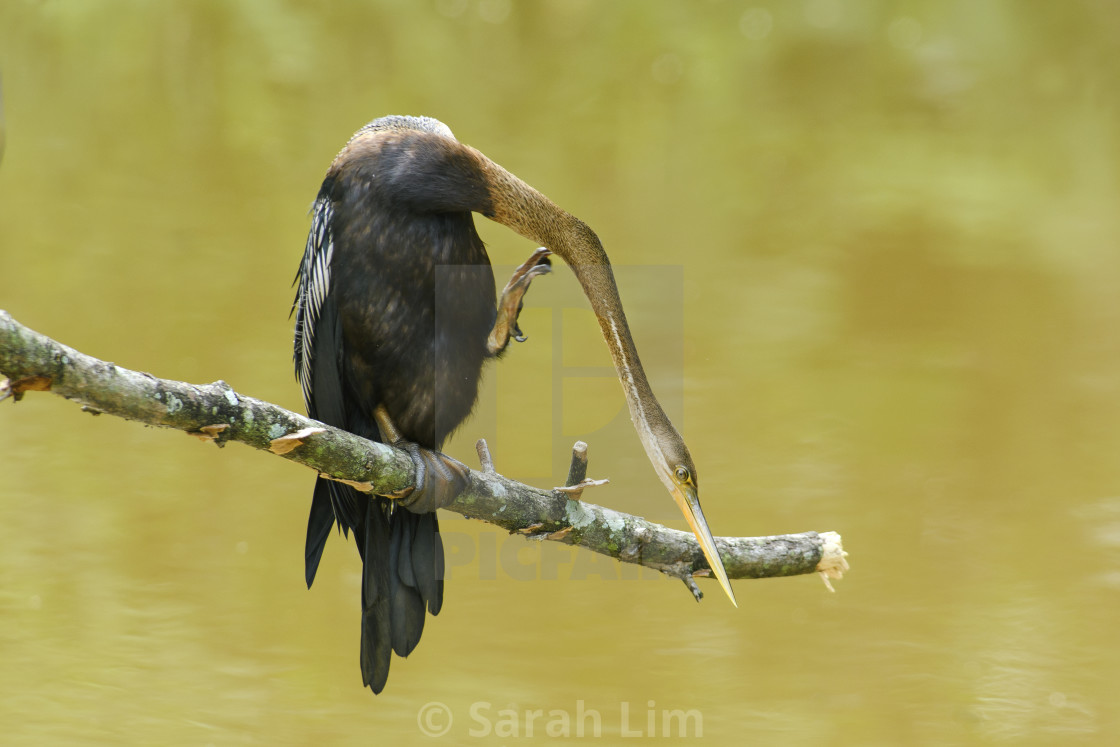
[0, 309, 847, 599]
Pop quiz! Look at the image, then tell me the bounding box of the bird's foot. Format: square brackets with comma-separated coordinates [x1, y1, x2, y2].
[487, 247, 552, 356]
[394, 442, 471, 513]
[374, 405, 469, 512]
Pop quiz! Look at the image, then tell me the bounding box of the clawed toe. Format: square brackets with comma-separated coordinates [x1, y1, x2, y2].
[510, 248, 552, 286]
[487, 248, 553, 356]
[395, 443, 470, 513]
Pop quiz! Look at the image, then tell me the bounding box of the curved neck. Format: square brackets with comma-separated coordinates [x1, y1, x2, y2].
[473, 149, 679, 467]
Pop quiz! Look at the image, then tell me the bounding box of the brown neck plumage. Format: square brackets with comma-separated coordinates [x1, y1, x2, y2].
[463, 136, 735, 607]
[472, 149, 680, 469]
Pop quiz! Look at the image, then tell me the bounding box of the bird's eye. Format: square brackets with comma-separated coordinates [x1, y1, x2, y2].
[674, 466, 691, 483]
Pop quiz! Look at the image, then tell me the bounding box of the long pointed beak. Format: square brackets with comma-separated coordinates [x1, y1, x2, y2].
[673, 486, 738, 607]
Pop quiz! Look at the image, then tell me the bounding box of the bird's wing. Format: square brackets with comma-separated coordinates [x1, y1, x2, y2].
[293, 195, 362, 582]
[293, 196, 335, 409]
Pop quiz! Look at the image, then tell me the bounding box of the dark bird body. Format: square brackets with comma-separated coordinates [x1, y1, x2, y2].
[294, 115, 735, 694]
[295, 117, 511, 692]
[324, 156, 495, 448]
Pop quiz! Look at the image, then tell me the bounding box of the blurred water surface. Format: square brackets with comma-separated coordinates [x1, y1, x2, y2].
[1, 1, 1119, 744]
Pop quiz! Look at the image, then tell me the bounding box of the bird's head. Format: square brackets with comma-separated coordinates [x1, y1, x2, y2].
[647, 428, 737, 607]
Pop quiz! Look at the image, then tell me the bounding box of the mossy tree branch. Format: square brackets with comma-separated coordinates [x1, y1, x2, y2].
[0, 310, 847, 599]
